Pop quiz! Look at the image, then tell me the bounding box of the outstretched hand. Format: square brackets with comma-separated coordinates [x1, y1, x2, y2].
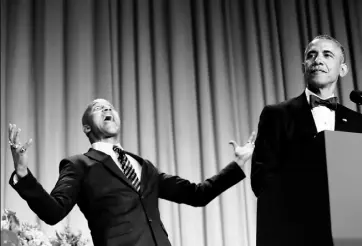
[8, 123, 33, 177]
[229, 131, 257, 168]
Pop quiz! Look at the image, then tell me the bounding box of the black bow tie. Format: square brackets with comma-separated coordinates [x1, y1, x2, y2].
[310, 95, 338, 110]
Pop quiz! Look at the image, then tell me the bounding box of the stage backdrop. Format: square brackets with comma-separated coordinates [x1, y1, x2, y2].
[1, 0, 361, 245]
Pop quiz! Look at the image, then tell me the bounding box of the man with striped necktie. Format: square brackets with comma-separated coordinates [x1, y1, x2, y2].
[8, 98, 256, 246]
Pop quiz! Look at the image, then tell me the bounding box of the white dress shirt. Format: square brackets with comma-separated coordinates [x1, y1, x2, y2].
[92, 142, 142, 181]
[305, 88, 335, 133]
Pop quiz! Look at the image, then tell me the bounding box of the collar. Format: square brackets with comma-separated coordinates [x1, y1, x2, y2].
[91, 141, 123, 157]
[305, 87, 336, 105]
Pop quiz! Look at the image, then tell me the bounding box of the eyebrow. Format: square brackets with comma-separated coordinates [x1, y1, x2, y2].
[305, 49, 335, 57]
[92, 102, 114, 109]
[323, 50, 335, 55]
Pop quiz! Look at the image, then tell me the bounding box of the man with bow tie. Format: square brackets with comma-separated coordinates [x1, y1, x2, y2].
[8, 98, 256, 246]
[251, 35, 362, 246]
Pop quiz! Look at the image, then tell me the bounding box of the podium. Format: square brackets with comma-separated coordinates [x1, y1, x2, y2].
[316, 131, 362, 246]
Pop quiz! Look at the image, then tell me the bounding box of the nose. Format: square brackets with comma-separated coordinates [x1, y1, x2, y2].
[314, 54, 323, 63]
[102, 107, 112, 112]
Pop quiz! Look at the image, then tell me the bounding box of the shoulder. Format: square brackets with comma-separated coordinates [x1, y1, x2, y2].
[261, 93, 304, 116]
[256, 95, 305, 130]
[259, 100, 289, 118]
[62, 153, 91, 165]
[338, 104, 362, 132]
[65, 153, 90, 162]
[59, 153, 95, 172]
[338, 104, 362, 119]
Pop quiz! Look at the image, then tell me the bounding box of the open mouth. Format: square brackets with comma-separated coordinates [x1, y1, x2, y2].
[104, 115, 113, 122]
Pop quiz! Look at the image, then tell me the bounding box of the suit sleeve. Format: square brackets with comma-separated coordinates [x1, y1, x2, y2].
[251, 105, 283, 197]
[158, 162, 245, 207]
[9, 159, 84, 225]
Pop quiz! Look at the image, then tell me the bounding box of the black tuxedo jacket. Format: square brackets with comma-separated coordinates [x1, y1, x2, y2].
[10, 148, 245, 246]
[251, 92, 362, 246]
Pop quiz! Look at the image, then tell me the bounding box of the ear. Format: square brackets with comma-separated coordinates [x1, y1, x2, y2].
[339, 63, 348, 78]
[83, 125, 91, 135]
[302, 62, 306, 74]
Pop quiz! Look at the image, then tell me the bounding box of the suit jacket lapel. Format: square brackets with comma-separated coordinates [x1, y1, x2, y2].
[292, 93, 317, 138]
[292, 93, 353, 134]
[85, 148, 138, 192]
[335, 104, 350, 131]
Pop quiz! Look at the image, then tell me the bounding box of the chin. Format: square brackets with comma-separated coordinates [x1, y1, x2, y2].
[99, 128, 119, 137]
[110, 128, 120, 135]
[308, 79, 331, 88]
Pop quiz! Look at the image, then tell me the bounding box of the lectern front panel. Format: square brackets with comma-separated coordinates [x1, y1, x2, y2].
[325, 131, 362, 245]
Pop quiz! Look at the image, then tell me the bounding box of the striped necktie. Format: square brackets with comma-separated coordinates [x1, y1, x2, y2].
[113, 146, 141, 191]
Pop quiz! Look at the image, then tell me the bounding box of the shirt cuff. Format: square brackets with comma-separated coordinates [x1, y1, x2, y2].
[12, 172, 28, 185]
[13, 174, 19, 184]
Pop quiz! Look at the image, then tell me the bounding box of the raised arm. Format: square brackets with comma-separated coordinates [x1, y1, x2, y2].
[8, 123, 83, 225]
[159, 132, 256, 206]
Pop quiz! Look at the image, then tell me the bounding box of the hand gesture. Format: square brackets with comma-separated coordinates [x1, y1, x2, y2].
[229, 131, 256, 168]
[8, 124, 33, 177]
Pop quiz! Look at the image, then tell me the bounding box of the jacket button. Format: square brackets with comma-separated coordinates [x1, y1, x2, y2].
[148, 218, 152, 222]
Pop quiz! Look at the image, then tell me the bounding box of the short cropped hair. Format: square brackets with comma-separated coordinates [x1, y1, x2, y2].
[305, 35, 346, 63]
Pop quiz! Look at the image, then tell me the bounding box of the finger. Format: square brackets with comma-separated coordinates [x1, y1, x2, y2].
[229, 140, 238, 150]
[247, 131, 257, 143]
[8, 123, 13, 141]
[9, 123, 15, 142]
[10, 125, 20, 148]
[21, 138, 33, 152]
[14, 128, 21, 144]
[11, 124, 19, 143]
[251, 131, 257, 142]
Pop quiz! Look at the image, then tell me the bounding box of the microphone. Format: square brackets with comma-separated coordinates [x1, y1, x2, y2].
[350, 90, 362, 105]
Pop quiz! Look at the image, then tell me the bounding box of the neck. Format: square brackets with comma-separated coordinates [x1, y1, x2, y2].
[307, 82, 336, 99]
[90, 136, 119, 145]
